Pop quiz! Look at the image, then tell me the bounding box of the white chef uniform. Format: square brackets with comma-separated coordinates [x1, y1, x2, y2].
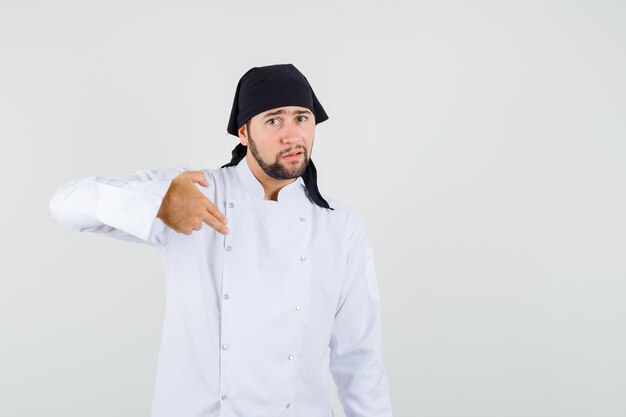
[49, 157, 394, 417]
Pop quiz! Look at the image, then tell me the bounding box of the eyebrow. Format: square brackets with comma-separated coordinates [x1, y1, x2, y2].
[262, 109, 313, 118]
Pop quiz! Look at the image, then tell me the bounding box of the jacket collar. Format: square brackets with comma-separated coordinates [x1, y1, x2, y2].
[235, 156, 306, 202]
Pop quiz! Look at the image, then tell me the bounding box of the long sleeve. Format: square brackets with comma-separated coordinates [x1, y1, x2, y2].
[328, 219, 394, 417]
[48, 165, 193, 249]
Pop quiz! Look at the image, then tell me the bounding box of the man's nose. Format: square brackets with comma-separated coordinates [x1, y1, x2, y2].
[280, 122, 302, 144]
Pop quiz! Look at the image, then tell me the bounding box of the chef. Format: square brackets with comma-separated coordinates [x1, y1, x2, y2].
[49, 63, 394, 417]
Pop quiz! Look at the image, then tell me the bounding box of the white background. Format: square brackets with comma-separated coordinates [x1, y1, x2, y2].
[1, 0, 625, 416]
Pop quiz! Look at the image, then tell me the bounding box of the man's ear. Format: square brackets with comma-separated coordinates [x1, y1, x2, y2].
[238, 124, 248, 146]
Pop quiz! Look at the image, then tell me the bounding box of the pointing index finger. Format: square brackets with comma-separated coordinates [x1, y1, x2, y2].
[205, 200, 227, 224]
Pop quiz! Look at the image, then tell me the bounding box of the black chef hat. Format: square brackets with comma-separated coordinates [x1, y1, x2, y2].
[222, 63, 333, 210]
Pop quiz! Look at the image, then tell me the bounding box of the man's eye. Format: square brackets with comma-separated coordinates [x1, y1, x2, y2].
[297, 116, 308, 122]
[266, 118, 279, 125]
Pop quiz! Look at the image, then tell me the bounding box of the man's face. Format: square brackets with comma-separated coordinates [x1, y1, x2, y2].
[239, 105, 315, 180]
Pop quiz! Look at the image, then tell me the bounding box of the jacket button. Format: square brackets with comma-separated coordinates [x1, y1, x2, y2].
[225, 245, 232, 251]
[228, 202, 235, 208]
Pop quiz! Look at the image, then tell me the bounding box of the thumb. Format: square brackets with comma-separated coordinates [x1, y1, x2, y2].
[188, 171, 210, 187]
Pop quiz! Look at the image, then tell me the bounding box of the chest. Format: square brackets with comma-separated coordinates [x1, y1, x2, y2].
[164, 196, 349, 322]
[221, 200, 346, 311]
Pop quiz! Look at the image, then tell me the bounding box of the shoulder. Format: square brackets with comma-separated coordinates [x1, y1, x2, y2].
[315, 193, 366, 240]
[193, 165, 237, 189]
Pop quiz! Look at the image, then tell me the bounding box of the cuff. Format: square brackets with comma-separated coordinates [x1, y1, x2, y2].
[95, 178, 173, 242]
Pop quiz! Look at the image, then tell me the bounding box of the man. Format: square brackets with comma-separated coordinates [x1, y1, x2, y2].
[49, 63, 393, 417]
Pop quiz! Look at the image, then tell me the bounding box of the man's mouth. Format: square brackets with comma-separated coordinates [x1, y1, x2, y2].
[283, 150, 304, 159]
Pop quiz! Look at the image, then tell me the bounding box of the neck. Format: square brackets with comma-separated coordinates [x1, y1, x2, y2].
[245, 154, 297, 201]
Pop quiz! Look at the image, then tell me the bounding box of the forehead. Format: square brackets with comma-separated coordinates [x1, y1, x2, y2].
[257, 106, 313, 118]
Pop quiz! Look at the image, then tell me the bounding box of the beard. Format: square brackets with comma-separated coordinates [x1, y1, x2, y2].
[247, 133, 311, 180]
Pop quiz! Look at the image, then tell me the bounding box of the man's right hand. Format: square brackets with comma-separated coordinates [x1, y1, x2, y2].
[156, 171, 229, 236]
